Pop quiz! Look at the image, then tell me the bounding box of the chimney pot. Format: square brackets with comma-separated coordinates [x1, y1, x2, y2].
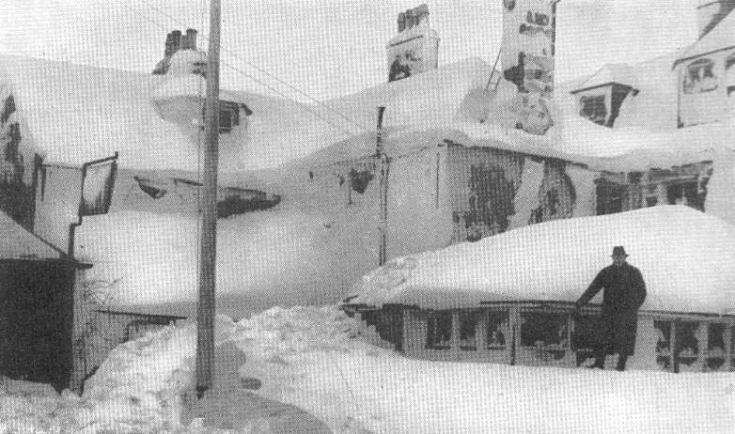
[186, 28, 198, 50]
[171, 30, 182, 53]
[164, 32, 175, 56]
[397, 12, 406, 32]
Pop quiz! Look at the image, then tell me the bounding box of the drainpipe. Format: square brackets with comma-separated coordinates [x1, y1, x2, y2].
[376, 106, 389, 266]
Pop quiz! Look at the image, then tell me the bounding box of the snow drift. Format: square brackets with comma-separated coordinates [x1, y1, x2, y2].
[349, 206, 735, 315]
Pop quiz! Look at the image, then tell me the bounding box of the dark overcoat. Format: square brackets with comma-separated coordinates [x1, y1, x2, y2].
[577, 263, 647, 356]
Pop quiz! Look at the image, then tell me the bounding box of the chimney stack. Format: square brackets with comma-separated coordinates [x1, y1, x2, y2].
[697, 0, 735, 38]
[386, 4, 438, 82]
[153, 29, 203, 74]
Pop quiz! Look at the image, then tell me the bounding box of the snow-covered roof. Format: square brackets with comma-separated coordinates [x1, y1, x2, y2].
[290, 108, 735, 174]
[561, 51, 682, 132]
[0, 211, 65, 260]
[316, 57, 492, 132]
[348, 206, 735, 316]
[291, 47, 733, 174]
[676, 10, 735, 63]
[0, 55, 316, 172]
[572, 64, 639, 92]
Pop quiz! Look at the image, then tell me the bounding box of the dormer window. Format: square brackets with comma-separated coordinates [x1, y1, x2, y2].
[200, 101, 250, 134]
[579, 94, 607, 125]
[192, 61, 207, 78]
[684, 58, 718, 94]
[219, 101, 240, 133]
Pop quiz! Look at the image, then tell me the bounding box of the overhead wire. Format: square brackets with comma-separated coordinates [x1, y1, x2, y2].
[132, 0, 370, 135]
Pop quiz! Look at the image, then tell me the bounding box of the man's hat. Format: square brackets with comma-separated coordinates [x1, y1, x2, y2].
[611, 246, 628, 257]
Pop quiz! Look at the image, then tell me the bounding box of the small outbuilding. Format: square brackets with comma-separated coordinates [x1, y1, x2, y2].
[343, 206, 735, 372]
[0, 210, 90, 390]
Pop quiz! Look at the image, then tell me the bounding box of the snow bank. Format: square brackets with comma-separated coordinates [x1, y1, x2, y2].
[349, 206, 735, 314]
[76, 205, 380, 316]
[56, 306, 735, 433]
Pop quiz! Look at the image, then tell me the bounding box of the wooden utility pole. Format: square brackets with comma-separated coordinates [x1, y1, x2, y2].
[196, 0, 221, 399]
[376, 106, 388, 266]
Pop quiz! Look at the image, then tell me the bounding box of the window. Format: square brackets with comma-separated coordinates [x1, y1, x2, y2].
[596, 182, 625, 215]
[579, 94, 607, 125]
[654, 320, 672, 371]
[486, 311, 508, 350]
[459, 311, 478, 351]
[218, 101, 240, 133]
[705, 323, 726, 371]
[666, 181, 705, 211]
[675, 321, 701, 372]
[426, 311, 452, 350]
[683, 58, 718, 94]
[520, 312, 568, 355]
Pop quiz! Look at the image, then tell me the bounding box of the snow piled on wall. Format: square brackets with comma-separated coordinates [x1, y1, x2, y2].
[75, 204, 381, 316]
[567, 165, 597, 217]
[507, 158, 544, 230]
[350, 206, 735, 314]
[705, 150, 735, 228]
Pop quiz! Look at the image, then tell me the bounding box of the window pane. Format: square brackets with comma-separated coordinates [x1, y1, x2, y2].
[520, 312, 568, 348]
[459, 312, 478, 351]
[705, 323, 726, 371]
[684, 58, 718, 94]
[675, 321, 701, 371]
[654, 320, 672, 371]
[426, 311, 452, 350]
[487, 311, 508, 350]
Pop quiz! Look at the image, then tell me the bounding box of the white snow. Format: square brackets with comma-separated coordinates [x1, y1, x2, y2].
[6, 305, 732, 433]
[75, 204, 381, 315]
[677, 10, 735, 63]
[507, 158, 544, 230]
[0, 210, 64, 260]
[349, 206, 735, 315]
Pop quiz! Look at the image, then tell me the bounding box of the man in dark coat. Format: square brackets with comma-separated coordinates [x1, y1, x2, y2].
[575, 246, 646, 371]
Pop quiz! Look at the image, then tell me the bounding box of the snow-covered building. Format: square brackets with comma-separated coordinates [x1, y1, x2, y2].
[0, 34, 298, 253]
[344, 206, 735, 373]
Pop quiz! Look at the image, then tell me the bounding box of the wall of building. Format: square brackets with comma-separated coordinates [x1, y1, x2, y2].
[678, 47, 735, 127]
[447, 147, 580, 243]
[447, 147, 524, 242]
[387, 149, 454, 259]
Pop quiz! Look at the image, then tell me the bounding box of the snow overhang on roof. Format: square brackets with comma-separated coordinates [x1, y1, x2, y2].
[674, 10, 735, 66]
[348, 206, 735, 316]
[0, 211, 89, 267]
[569, 64, 639, 94]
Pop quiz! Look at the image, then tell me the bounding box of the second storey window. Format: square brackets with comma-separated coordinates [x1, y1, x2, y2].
[684, 58, 717, 94]
[579, 94, 607, 125]
[218, 101, 240, 133]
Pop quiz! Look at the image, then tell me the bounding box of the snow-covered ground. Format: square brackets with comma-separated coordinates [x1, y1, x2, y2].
[2, 306, 734, 433]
